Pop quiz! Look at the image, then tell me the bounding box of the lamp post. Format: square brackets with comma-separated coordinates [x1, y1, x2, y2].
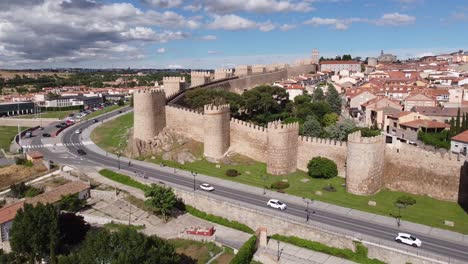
[261, 175, 268, 195]
[395, 203, 406, 227]
[277, 240, 280, 261]
[191, 171, 197, 191]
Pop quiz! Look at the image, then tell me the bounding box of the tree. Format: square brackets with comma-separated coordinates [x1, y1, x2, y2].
[144, 184, 177, 223]
[302, 116, 322, 137]
[60, 227, 179, 264]
[325, 84, 342, 114]
[58, 213, 90, 255]
[307, 157, 338, 179]
[396, 196, 416, 206]
[322, 112, 339, 127]
[58, 194, 86, 212]
[10, 203, 59, 264]
[8, 182, 29, 198]
[449, 117, 455, 137]
[456, 108, 461, 134]
[312, 87, 324, 101]
[324, 119, 356, 141]
[342, 54, 352, 60]
[117, 99, 125, 106]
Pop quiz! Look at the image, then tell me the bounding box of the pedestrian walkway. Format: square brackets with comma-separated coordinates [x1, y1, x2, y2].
[255, 239, 356, 264]
[80, 110, 468, 246]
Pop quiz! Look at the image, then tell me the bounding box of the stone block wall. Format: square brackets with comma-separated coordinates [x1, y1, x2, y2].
[228, 70, 288, 94]
[191, 71, 212, 87]
[203, 104, 231, 160]
[297, 136, 347, 177]
[234, 65, 252, 77]
[133, 89, 166, 141]
[163, 76, 185, 96]
[346, 131, 386, 195]
[383, 143, 465, 201]
[287, 64, 317, 78]
[165, 105, 204, 142]
[266, 121, 299, 175]
[229, 118, 268, 163]
[214, 69, 233, 80]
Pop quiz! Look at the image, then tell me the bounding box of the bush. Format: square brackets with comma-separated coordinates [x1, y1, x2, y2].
[271, 235, 385, 264]
[15, 158, 33, 167]
[396, 196, 416, 206]
[307, 157, 338, 179]
[230, 236, 257, 264]
[185, 205, 254, 234]
[24, 187, 43, 197]
[225, 169, 241, 177]
[270, 181, 290, 189]
[418, 130, 450, 149]
[8, 182, 29, 198]
[99, 169, 148, 191]
[358, 127, 381, 137]
[322, 184, 337, 192]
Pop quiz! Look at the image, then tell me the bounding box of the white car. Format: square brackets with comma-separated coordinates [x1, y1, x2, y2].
[199, 183, 215, 191]
[74, 129, 81, 134]
[395, 233, 422, 247]
[267, 199, 287, 210]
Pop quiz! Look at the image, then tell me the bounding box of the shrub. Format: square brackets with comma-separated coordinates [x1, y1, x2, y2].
[225, 169, 240, 177]
[24, 187, 43, 197]
[307, 157, 338, 179]
[230, 236, 257, 264]
[322, 184, 337, 192]
[185, 205, 254, 234]
[418, 130, 450, 149]
[358, 127, 381, 137]
[8, 182, 29, 198]
[276, 189, 285, 193]
[270, 181, 290, 189]
[396, 196, 416, 206]
[99, 169, 148, 191]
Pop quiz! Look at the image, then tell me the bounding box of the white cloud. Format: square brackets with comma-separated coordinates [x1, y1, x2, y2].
[207, 14, 257, 30]
[167, 64, 183, 69]
[157, 47, 166, 53]
[304, 17, 354, 30]
[375, 13, 416, 26]
[279, 24, 296, 31]
[258, 21, 276, 32]
[140, 0, 183, 8]
[201, 35, 217, 41]
[207, 50, 222, 54]
[204, 0, 314, 14]
[183, 4, 202, 12]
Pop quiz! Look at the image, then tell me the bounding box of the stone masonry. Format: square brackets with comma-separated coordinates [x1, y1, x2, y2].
[203, 104, 230, 161]
[163, 76, 185, 96]
[214, 69, 233, 80]
[133, 89, 166, 141]
[267, 121, 299, 175]
[190, 71, 212, 87]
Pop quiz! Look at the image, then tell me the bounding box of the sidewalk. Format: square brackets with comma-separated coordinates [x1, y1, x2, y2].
[80, 110, 468, 246]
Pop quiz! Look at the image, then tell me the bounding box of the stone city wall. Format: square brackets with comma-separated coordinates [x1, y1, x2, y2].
[383, 143, 465, 201]
[0, 118, 59, 127]
[228, 70, 288, 94]
[287, 64, 317, 78]
[297, 136, 347, 177]
[165, 105, 204, 142]
[229, 118, 268, 162]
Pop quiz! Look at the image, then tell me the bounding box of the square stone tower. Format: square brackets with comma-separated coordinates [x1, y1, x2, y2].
[190, 71, 212, 87]
[252, 65, 266, 74]
[214, 69, 234, 80]
[163, 76, 185, 97]
[234, 65, 252, 77]
[266, 121, 299, 175]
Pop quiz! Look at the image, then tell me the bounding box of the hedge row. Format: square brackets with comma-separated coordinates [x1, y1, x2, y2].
[230, 235, 257, 264]
[99, 169, 149, 191]
[40, 105, 84, 111]
[185, 205, 254, 234]
[271, 234, 384, 264]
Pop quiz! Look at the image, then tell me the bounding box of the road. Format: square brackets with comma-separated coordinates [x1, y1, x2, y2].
[32, 107, 468, 263]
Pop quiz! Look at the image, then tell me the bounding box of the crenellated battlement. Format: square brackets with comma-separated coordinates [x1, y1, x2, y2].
[166, 104, 203, 115]
[191, 71, 212, 77]
[267, 120, 300, 131]
[299, 136, 347, 147]
[347, 131, 385, 144]
[385, 142, 463, 163]
[163, 76, 185, 82]
[215, 69, 233, 73]
[230, 118, 267, 132]
[204, 104, 230, 113]
[134, 88, 165, 95]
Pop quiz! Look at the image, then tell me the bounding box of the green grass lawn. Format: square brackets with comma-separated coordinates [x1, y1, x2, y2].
[170, 239, 223, 264]
[83, 104, 125, 120]
[91, 112, 133, 153]
[18, 110, 77, 119]
[92, 113, 468, 234]
[0, 126, 28, 150]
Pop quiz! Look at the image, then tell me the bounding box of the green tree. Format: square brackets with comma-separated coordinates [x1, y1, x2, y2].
[307, 157, 338, 179]
[59, 227, 179, 264]
[58, 213, 90, 255]
[117, 99, 125, 106]
[10, 203, 59, 264]
[449, 117, 455, 137]
[324, 119, 356, 141]
[8, 182, 29, 198]
[322, 112, 339, 127]
[396, 196, 416, 206]
[58, 194, 86, 212]
[342, 54, 352, 60]
[325, 84, 342, 114]
[144, 184, 177, 222]
[230, 236, 257, 264]
[456, 108, 461, 134]
[312, 87, 324, 101]
[302, 116, 322, 137]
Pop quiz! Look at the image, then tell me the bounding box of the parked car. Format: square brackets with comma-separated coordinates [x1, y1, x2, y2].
[395, 233, 422, 247]
[75, 129, 81, 134]
[77, 149, 86, 155]
[199, 183, 215, 191]
[42, 133, 51, 137]
[267, 199, 287, 210]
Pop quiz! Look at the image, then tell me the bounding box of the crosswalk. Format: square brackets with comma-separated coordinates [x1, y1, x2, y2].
[21, 141, 94, 150]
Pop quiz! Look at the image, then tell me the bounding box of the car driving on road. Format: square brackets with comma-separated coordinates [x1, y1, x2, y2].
[42, 133, 51, 137]
[77, 149, 86, 155]
[395, 233, 422, 247]
[199, 183, 214, 191]
[267, 199, 287, 210]
[75, 129, 81, 134]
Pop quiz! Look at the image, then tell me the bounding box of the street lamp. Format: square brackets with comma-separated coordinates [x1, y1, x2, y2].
[191, 171, 197, 191]
[261, 175, 268, 195]
[277, 240, 280, 261]
[302, 197, 310, 212]
[395, 202, 406, 227]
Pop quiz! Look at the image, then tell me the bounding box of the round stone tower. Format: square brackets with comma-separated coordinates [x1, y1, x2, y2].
[203, 104, 231, 161]
[267, 121, 299, 175]
[346, 131, 385, 195]
[133, 89, 166, 142]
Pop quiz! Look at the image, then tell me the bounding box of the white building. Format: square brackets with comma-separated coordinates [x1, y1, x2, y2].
[451, 130, 468, 154]
[320, 61, 361, 73]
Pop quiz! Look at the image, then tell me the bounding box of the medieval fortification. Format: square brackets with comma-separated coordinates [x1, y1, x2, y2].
[134, 62, 468, 205]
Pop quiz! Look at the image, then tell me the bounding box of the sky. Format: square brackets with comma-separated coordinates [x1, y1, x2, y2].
[0, 0, 467, 69]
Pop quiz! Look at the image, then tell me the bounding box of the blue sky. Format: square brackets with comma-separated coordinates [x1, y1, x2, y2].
[0, 0, 467, 69]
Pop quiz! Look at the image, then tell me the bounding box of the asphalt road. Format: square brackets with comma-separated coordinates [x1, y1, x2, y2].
[40, 108, 468, 263]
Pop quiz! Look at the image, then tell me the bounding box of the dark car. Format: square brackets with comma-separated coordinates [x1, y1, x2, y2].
[77, 149, 86, 155]
[55, 124, 62, 128]
[42, 133, 51, 137]
[92, 119, 98, 123]
[118, 110, 122, 113]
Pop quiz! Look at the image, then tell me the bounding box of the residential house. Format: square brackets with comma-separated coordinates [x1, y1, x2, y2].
[346, 90, 377, 120]
[386, 112, 448, 143]
[320, 60, 361, 73]
[451, 130, 468, 154]
[403, 93, 436, 110]
[361, 97, 402, 129]
[411, 106, 468, 123]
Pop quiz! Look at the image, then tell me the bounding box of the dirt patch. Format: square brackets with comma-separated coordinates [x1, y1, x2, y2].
[214, 252, 234, 264]
[0, 163, 48, 190]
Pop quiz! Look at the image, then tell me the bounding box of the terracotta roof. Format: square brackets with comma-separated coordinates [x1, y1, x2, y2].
[388, 111, 413, 119]
[0, 202, 24, 224]
[411, 106, 468, 117]
[320, 60, 361, 65]
[452, 130, 468, 143]
[399, 119, 449, 129]
[27, 151, 43, 159]
[28, 181, 90, 206]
